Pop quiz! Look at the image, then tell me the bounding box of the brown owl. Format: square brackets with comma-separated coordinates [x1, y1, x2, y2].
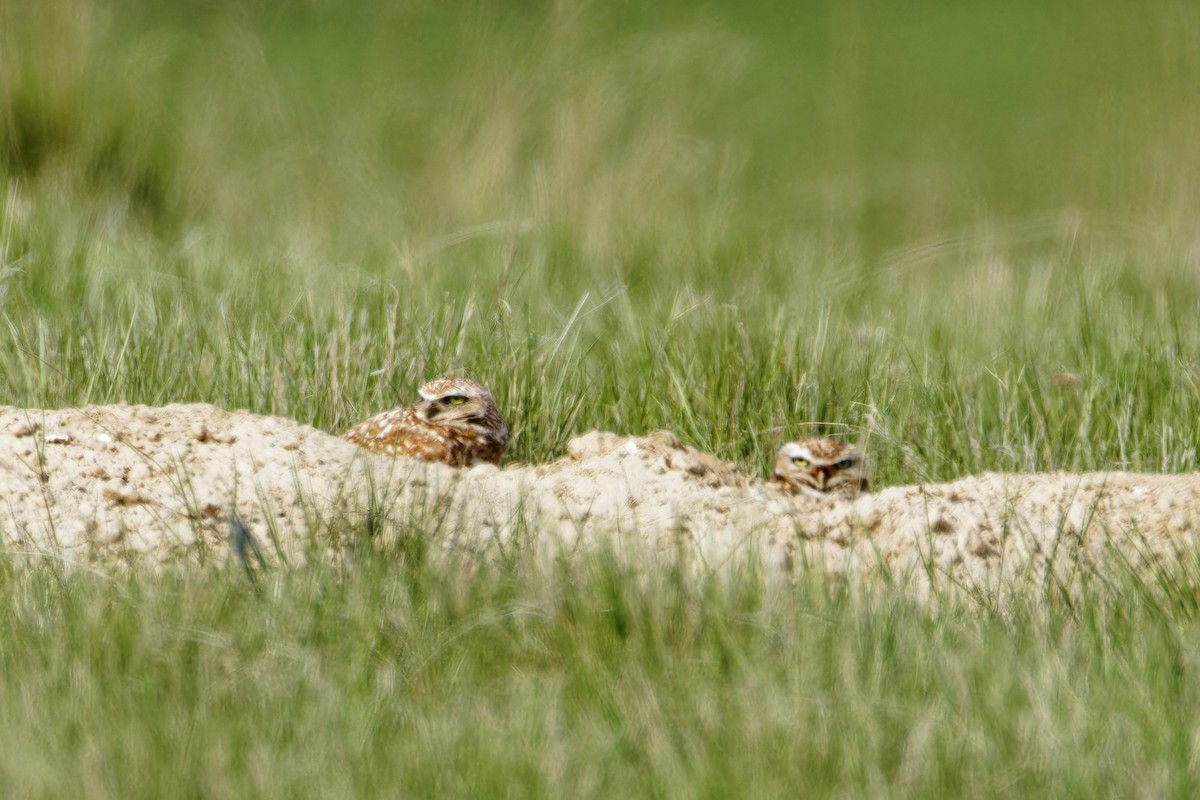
[343, 376, 510, 466]
[772, 436, 869, 498]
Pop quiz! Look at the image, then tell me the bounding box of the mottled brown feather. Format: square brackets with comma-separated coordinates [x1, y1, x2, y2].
[343, 377, 510, 466]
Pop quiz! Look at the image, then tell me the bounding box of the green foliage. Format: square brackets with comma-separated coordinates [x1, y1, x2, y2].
[2, 0, 1200, 795]
[0, 0, 1197, 482]
[3, 549, 1200, 798]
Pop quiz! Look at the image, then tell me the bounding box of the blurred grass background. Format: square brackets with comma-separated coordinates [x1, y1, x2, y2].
[3, 0, 1200, 482]
[5, 4, 1200, 795]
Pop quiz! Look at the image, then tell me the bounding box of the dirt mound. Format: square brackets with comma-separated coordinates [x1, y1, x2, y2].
[2, 403, 1197, 597]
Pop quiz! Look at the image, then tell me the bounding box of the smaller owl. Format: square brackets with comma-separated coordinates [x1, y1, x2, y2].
[343, 377, 510, 467]
[772, 436, 869, 498]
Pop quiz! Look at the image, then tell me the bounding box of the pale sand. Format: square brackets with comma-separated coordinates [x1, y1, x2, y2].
[2, 404, 1196, 599]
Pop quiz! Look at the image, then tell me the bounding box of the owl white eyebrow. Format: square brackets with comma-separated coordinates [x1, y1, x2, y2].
[781, 443, 812, 459]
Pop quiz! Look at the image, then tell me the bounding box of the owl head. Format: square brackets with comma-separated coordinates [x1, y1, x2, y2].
[415, 377, 509, 438]
[773, 436, 868, 498]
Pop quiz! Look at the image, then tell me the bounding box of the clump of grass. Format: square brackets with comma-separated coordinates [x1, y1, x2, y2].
[3, 537, 1200, 798]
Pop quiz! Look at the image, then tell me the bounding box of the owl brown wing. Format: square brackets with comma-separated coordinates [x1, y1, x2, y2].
[343, 407, 457, 464]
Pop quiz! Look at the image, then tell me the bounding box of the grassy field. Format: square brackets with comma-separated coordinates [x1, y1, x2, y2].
[3, 0, 1200, 795]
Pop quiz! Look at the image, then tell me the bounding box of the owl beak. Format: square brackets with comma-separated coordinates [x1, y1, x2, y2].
[815, 466, 831, 489]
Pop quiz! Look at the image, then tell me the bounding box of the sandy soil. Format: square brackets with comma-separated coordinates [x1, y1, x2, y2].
[2, 403, 1198, 598]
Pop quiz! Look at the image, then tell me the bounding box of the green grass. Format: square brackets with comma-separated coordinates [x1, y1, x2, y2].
[4, 548, 1200, 798]
[3, 0, 1200, 795]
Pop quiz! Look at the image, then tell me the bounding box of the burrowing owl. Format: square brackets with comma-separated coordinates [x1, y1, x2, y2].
[772, 436, 869, 498]
[343, 377, 510, 466]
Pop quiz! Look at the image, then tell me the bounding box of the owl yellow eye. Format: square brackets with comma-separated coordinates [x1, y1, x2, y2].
[791, 456, 809, 466]
[444, 395, 468, 405]
[834, 459, 856, 470]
